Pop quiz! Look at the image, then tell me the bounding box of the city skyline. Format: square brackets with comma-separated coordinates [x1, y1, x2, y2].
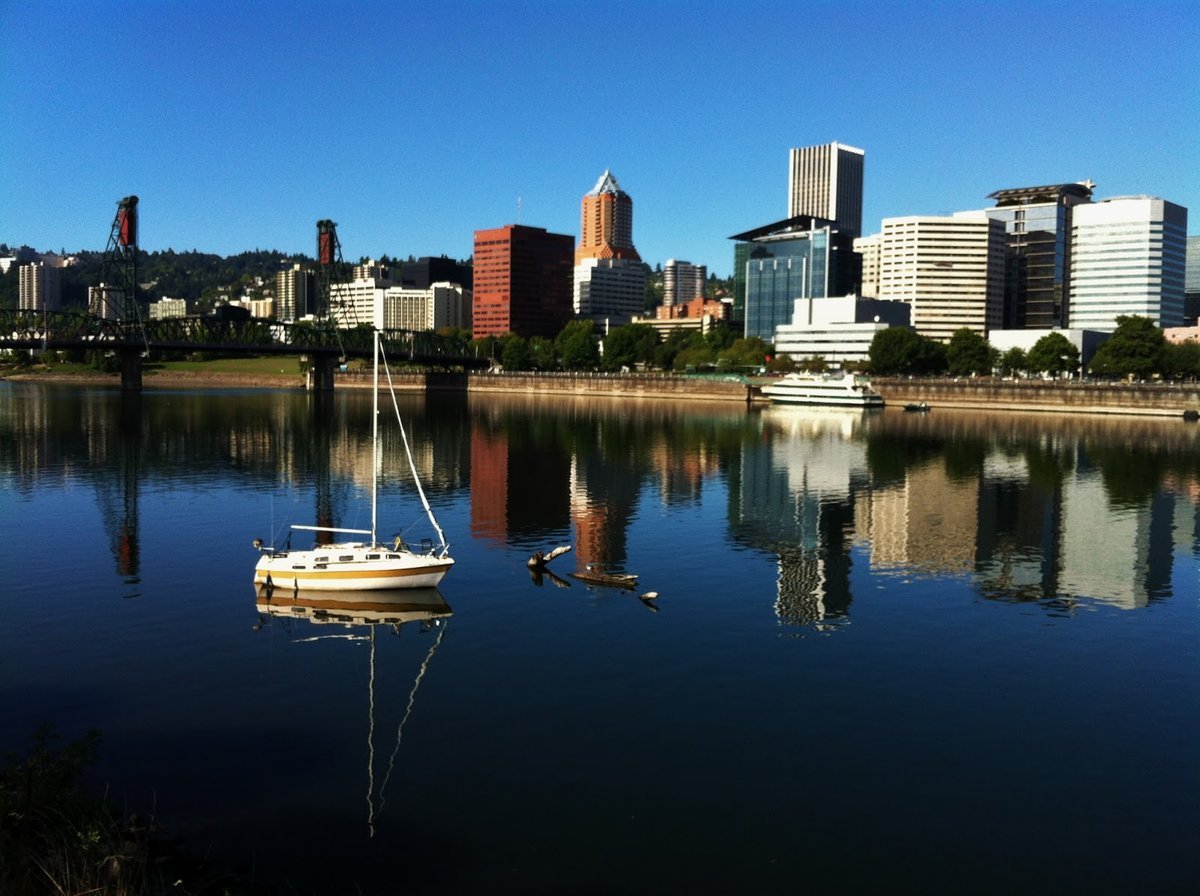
[2, 2, 1197, 277]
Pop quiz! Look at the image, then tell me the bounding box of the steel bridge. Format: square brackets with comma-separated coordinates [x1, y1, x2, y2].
[0, 309, 487, 390]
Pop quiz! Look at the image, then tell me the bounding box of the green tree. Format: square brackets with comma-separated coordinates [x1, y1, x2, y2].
[999, 347, 1027, 377]
[500, 334, 530, 371]
[529, 335, 558, 371]
[1026, 332, 1080, 377]
[946, 328, 993, 376]
[717, 336, 771, 370]
[868, 328, 947, 375]
[1089, 315, 1165, 379]
[1162, 340, 1200, 381]
[556, 320, 600, 371]
[602, 323, 659, 371]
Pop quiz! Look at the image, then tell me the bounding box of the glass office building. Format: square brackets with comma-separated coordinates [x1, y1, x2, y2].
[984, 183, 1094, 329]
[731, 215, 857, 342]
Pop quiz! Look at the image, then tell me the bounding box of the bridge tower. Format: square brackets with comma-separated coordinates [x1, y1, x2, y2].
[309, 220, 350, 392]
[95, 196, 147, 391]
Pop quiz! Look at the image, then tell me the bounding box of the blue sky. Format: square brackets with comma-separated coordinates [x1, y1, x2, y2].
[2, 1, 1197, 276]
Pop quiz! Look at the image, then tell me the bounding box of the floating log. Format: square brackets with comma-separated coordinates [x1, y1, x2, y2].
[568, 570, 639, 590]
[528, 545, 572, 569]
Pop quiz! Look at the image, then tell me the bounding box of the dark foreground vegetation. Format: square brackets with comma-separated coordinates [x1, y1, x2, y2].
[1, 726, 278, 895]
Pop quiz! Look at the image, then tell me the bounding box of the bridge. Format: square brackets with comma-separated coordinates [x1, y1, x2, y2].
[0, 309, 488, 391]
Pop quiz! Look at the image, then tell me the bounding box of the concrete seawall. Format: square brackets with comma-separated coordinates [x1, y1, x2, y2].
[869, 377, 1200, 418]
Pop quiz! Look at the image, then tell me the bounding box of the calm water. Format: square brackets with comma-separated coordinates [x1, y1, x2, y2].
[2, 381, 1198, 894]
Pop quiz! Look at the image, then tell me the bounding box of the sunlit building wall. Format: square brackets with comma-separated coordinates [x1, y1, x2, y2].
[787, 141, 865, 239]
[1068, 197, 1188, 331]
[663, 259, 707, 307]
[382, 282, 470, 331]
[18, 261, 62, 311]
[877, 212, 1005, 342]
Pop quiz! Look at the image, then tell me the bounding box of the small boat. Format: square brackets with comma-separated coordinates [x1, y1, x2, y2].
[569, 569, 639, 590]
[760, 372, 884, 408]
[904, 402, 931, 412]
[253, 330, 454, 591]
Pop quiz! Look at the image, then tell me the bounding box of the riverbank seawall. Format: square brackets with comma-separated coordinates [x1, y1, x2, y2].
[869, 377, 1200, 418]
[7, 369, 1200, 417]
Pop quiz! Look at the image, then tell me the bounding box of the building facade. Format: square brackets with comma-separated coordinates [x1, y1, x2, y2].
[1186, 235, 1200, 325]
[877, 212, 1006, 342]
[1068, 197, 1188, 331]
[382, 282, 470, 331]
[18, 261, 63, 312]
[663, 259, 707, 307]
[853, 234, 882, 297]
[276, 263, 317, 322]
[473, 224, 575, 338]
[731, 215, 859, 342]
[787, 141, 865, 239]
[573, 171, 646, 329]
[772, 295, 910, 367]
[983, 182, 1094, 330]
[148, 297, 188, 319]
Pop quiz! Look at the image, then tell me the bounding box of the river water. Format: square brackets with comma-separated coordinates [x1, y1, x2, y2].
[1, 381, 1197, 894]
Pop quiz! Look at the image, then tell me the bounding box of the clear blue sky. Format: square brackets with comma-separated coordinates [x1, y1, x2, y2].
[2, 1, 1197, 277]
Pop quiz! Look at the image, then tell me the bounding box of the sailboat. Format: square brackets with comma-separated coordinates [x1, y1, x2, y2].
[253, 330, 454, 591]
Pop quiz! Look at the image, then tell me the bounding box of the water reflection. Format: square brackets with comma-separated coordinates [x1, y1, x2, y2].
[3, 383, 1198, 624]
[253, 585, 452, 836]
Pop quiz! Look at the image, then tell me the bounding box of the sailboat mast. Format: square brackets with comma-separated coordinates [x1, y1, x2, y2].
[371, 329, 379, 546]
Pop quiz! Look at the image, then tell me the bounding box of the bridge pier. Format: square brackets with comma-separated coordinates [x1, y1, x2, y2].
[306, 354, 337, 393]
[119, 347, 143, 392]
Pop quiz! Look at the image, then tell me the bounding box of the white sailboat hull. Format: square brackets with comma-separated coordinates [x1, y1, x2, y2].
[254, 541, 453, 591]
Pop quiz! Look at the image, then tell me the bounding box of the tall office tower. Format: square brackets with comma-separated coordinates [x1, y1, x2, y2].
[853, 234, 882, 297]
[663, 259, 707, 307]
[984, 182, 1094, 329]
[877, 212, 1006, 342]
[1069, 197, 1188, 331]
[473, 224, 574, 338]
[576, 170, 640, 264]
[276, 263, 317, 321]
[1185, 235, 1200, 324]
[787, 142, 865, 239]
[18, 261, 63, 311]
[573, 171, 645, 328]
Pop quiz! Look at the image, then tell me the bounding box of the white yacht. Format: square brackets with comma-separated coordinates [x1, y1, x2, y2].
[759, 372, 885, 408]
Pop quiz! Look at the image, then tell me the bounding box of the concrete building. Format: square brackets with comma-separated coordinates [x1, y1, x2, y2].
[18, 261, 63, 312]
[663, 259, 707, 307]
[329, 277, 387, 328]
[276, 263, 317, 322]
[876, 212, 1006, 342]
[853, 234, 881, 297]
[772, 295, 910, 368]
[573, 171, 645, 330]
[473, 224, 574, 339]
[382, 282, 470, 331]
[1068, 197, 1188, 331]
[148, 297, 188, 319]
[787, 141, 865, 239]
[984, 182, 1095, 329]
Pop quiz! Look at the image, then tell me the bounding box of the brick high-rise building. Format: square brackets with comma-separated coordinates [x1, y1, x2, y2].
[472, 224, 574, 338]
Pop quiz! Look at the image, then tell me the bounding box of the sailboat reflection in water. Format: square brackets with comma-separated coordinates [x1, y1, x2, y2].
[253, 585, 452, 835]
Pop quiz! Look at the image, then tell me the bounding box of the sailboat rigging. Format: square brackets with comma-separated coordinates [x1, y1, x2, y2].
[253, 329, 454, 591]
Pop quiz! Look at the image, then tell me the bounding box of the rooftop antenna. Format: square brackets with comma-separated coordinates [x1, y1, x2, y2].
[517, 194, 522, 223]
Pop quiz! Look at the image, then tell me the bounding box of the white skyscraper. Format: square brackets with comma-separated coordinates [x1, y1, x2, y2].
[1068, 197, 1188, 331]
[663, 259, 707, 307]
[787, 141, 865, 238]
